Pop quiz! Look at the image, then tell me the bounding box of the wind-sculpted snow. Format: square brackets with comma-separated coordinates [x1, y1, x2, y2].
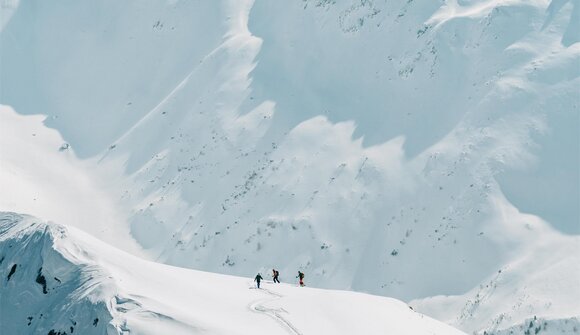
[0, 0, 578, 334]
[0, 213, 113, 334]
[0, 212, 468, 335]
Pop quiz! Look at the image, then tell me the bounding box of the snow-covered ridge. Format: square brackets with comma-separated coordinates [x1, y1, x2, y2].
[0, 212, 468, 334]
[0, 213, 113, 334]
[1, 0, 578, 333]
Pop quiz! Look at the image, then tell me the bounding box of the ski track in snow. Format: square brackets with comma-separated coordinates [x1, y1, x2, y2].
[248, 284, 303, 335]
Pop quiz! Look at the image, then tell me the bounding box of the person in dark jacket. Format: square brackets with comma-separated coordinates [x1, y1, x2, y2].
[272, 269, 280, 283]
[254, 273, 263, 288]
[297, 271, 305, 287]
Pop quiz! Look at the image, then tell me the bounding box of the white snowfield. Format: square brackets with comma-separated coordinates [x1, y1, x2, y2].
[1, 0, 579, 334]
[0, 212, 466, 335]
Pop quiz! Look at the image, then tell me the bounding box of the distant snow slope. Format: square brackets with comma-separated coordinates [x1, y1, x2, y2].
[0, 212, 467, 335]
[0, 106, 144, 256]
[1, 0, 578, 334]
[410, 199, 580, 333]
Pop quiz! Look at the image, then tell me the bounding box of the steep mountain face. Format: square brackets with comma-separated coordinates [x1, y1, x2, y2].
[0, 212, 468, 335]
[1, 0, 578, 333]
[0, 213, 113, 334]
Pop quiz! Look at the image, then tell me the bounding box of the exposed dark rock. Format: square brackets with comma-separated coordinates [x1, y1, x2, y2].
[7, 264, 17, 281]
[36, 268, 48, 294]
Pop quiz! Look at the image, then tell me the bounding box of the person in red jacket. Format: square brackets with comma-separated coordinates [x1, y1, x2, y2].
[272, 269, 280, 283]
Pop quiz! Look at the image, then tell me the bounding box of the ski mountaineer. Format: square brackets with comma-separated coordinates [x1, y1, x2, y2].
[254, 273, 263, 289]
[272, 269, 280, 283]
[297, 271, 305, 287]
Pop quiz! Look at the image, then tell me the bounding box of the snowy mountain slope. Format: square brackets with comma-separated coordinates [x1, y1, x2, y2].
[88, 0, 580, 297]
[1, 0, 579, 334]
[0, 212, 467, 335]
[0, 106, 144, 257]
[410, 197, 580, 333]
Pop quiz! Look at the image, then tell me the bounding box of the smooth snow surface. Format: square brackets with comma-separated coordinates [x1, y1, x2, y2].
[1, 0, 579, 334]
[0, 212, 466, 335]
[0, 106, 144, 256]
